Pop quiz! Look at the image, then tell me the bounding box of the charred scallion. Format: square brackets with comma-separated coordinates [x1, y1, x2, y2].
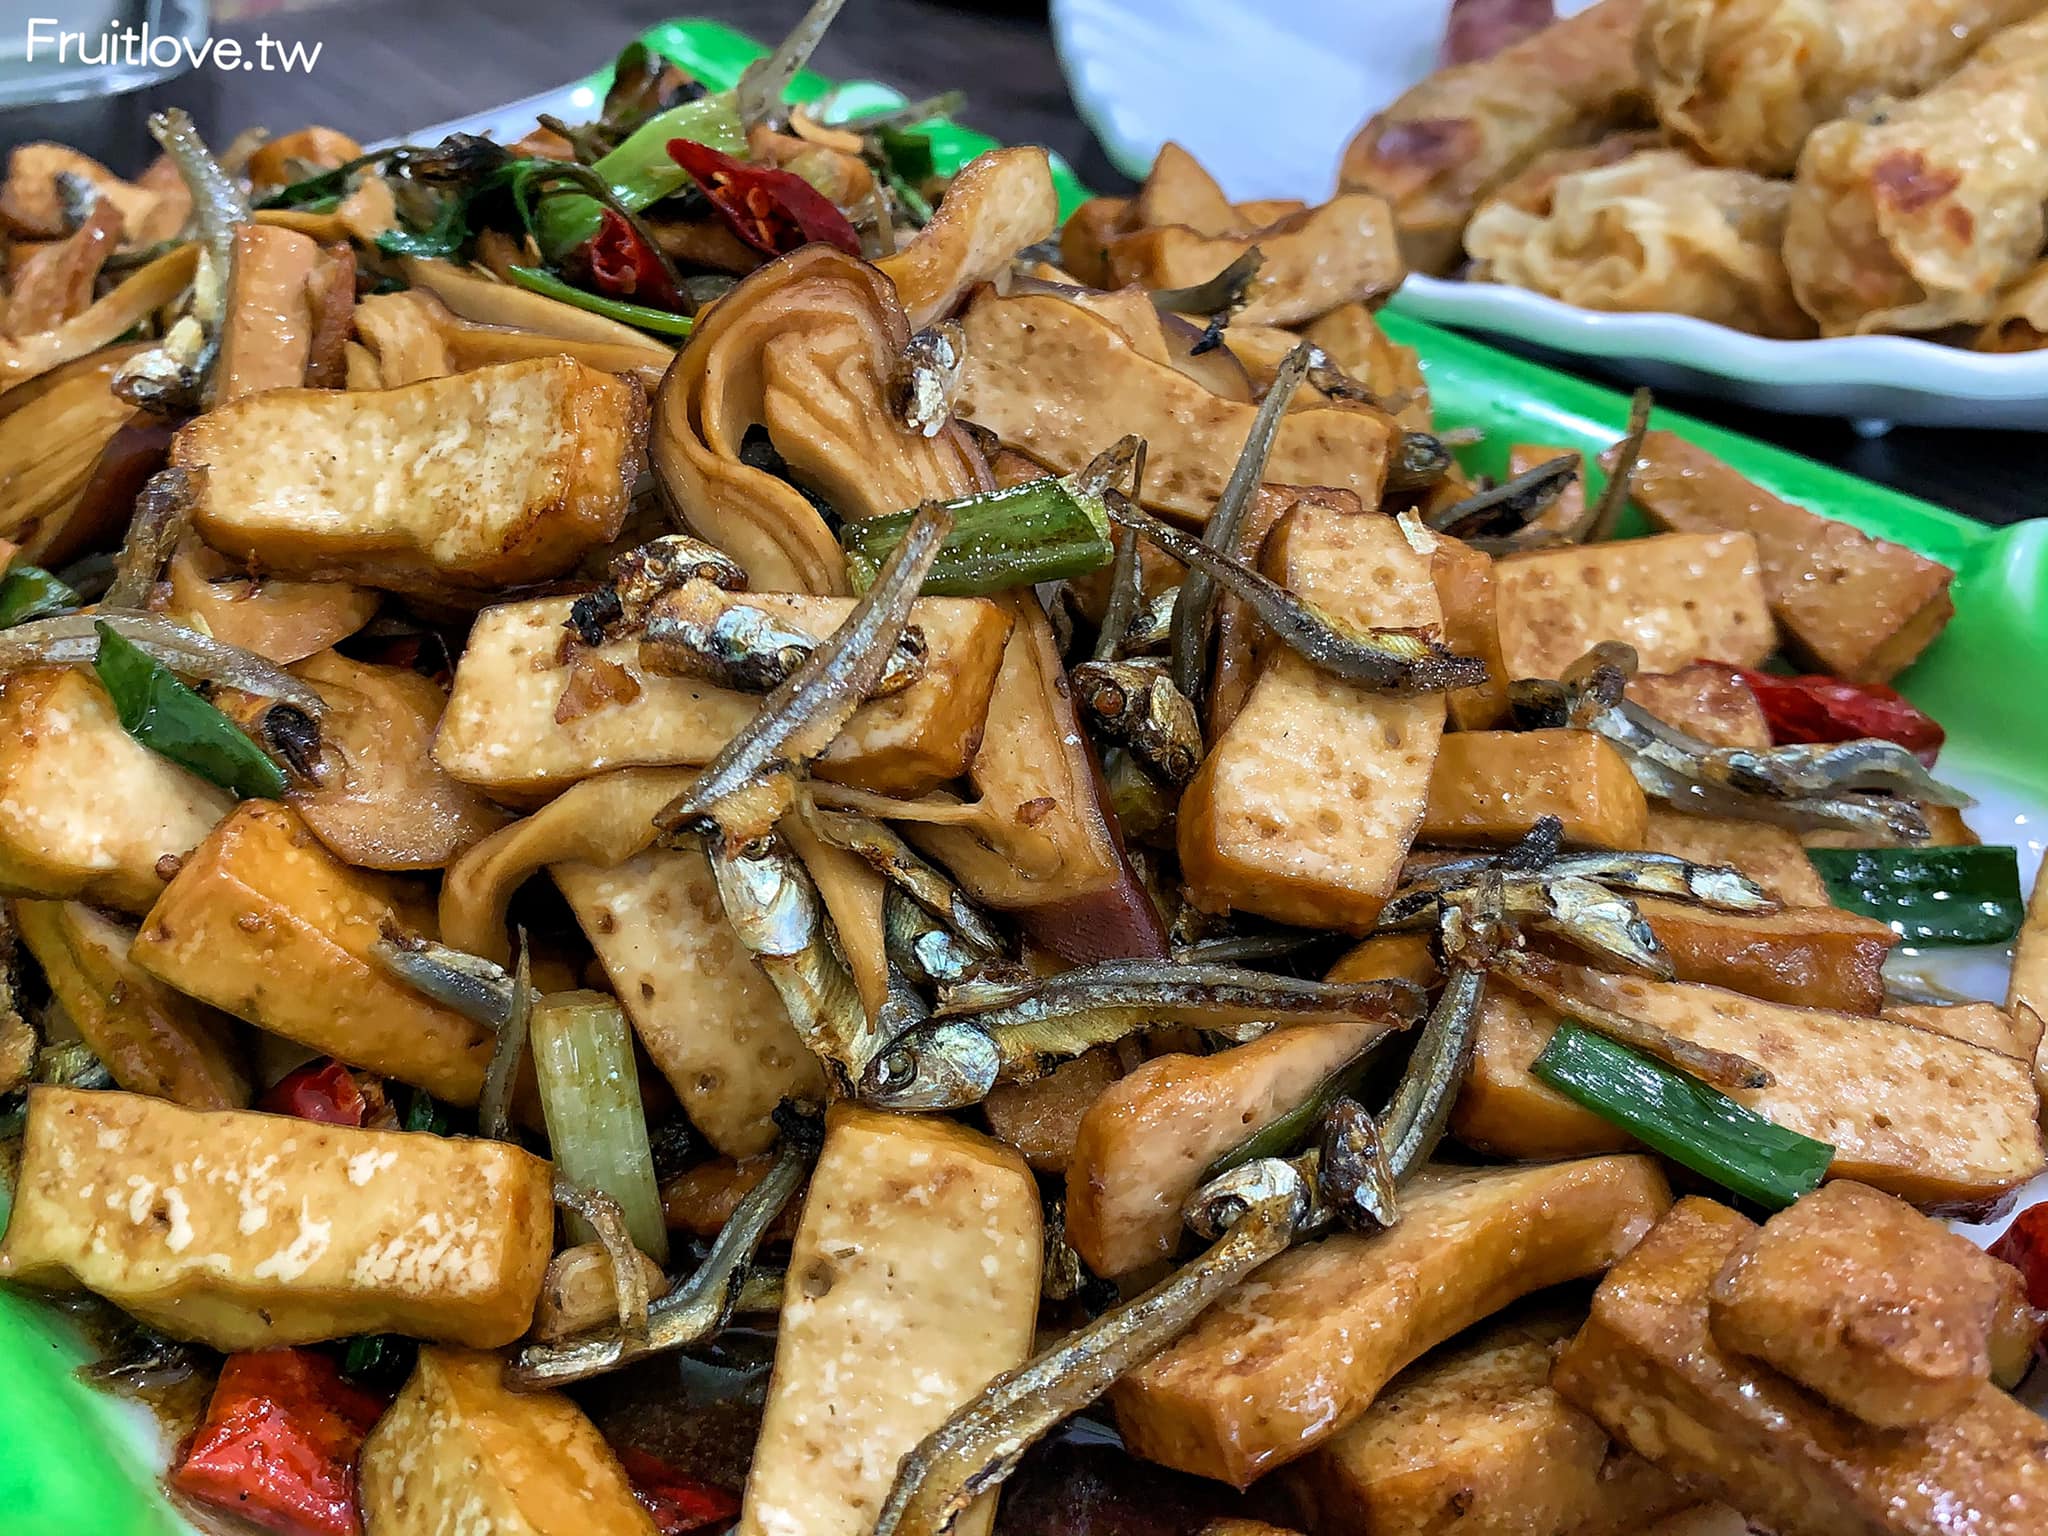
[530, 991, 668, 1266]
[841, 478, 1112, 597]
[505, 265, 694, 337]
[1532, 1022, 1832, 1210]
[91, 623, 286, 800]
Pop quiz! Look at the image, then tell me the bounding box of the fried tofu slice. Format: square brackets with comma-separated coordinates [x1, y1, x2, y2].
[1290, 1313, 1688, 1536]
[1494, 531, 1774, 679]
[0, 1088, 551, 1349]
[1640, 808, 1831, 907]
[1066, 1024, 1377, 1277]
[1625, 432, 1955, 683]
[1624, 664, 1772, 748]
[435, 590, 1011, 804]
[553, 847, 824, 1158]
[1554, 1198, 2048, 1536]
[360, 1348, 657, 1536]
[1449, 969, 2045, 1212]
[131, 802, 495, 1104]
[1132, 142, 1243, 236]
[171, 356, 646, 593]
[1708, 1181, 2041, 1425]
[1179, 500, 1444, 930]
[1632, 897, 1897, 1014]
[982, 1047, 1122, 1174]
[1887, 1001, 2042, 1061]
[0, 667, 231, 914]
[1111, 1156, 1673, 1487]
[1399, 517, 1509, 729]
[740, 1107, 1041, 1536]
[2010, 867, 2048, 1106]
[1422, 729, 1648, 848]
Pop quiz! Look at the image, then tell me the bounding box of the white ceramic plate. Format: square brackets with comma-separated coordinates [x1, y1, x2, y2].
[1049, 0, 2048, 428]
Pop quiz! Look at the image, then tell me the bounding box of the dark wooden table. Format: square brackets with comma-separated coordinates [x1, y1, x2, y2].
[189, 0, 2042, 526]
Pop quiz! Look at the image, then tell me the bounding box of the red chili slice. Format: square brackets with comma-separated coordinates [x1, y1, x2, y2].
[1696, 662, 1945, 767]
[170, 1350, 389, 1536]
[615, 1447, 743, 1534]
[257, 1059, 368, 1128]
[1990, 1204, 2048, 1312]
[587, 208, 684, 310]
[667, 138, 862, 258]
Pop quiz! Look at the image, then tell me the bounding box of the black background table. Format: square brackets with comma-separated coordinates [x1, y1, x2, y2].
[185, 0, 2041, 525]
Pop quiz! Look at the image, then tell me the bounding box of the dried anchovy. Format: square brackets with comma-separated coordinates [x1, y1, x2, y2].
[1392, 846, 1774, 917]
[1070, 660, 1203, 785]
[894, 322, 966, 438]
[1170, 930, 1323, 966]
[506, 1111, 819, 1390]
[883, 889, 990, 989]
[1318, 1098, 1397, 1232]
[1578, 387, 1653, 544]
[104, 469, 199, 610]
[478, 935, 531, 1143]
[1119, 587, 1179, 658]
[737, 0, 850, 128]
[371, 933, 514, 1029]
[642, 594, 928, 698]
[1527, 875, 1671, 978]
[1150, 247, 1264, 317]
[800, 806, 1003, 955]
[1426, 454, 1579, 540]
[1069, 434, 1147, 503]
[1386, 432, 1455, 495]
[613, 535, 750, 614]
[551, 1177, 650, 1343]
[148, 108, 247, 299]
[710, 833, 882, 1094]
[1117, 493, 1489, 696]
[1376, 895, 1502, 1188]
[862, 963, 1423, 1110]
[0, 612, 326, 717]
[870, 1156, 1309, 1536]
[654, 501, 951, 841]
[1170, 343, 1308, 705]
[1090, 529, 1146, 664]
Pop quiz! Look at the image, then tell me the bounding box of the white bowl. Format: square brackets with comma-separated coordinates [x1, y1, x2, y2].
[1049, 0, 2048, 428]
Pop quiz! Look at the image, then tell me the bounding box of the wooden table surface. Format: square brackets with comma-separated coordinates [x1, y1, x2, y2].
[186, 0, 2042, 527]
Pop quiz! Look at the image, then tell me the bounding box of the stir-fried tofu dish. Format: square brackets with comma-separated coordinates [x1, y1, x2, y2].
[4, 7, 2048, 1536]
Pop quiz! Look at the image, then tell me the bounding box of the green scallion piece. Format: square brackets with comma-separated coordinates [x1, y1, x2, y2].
[1531, 1021, 1833, 1210]
[1806, 845, 2023, 946]
[504, 265, 694, 337]
[0, 564, 80, 627]
[842, 477, 1114, 596]
[530, 94, 746, 259]
[90, 622, 285, 800]
[529, 991, 669, 1265]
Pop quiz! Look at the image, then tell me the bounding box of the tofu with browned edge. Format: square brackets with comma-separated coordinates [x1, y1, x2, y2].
[1554, 1198, 2048, 1536]
[131, 801, 494, 1104]
[360, 1348, 657, 1535]
[1708, 1181, 2041, 1424]
[0, 1089, 551, 1349]
[172, 356, 646, 592]
[1421, 730, 1648, 848]
[1112, 1156, 1672, 1487]
[1624, 665, 1772, 748]
[1290, 1313, 1689, 1536]
[1633, 898, 1897, 1014]
[1641, 808, 1831, 907]
[1626, 432, 1954, 683]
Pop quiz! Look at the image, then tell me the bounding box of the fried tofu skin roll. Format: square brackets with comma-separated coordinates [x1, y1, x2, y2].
[1637, 0, 2044, 176]
[1339, 0, 1650, 274]
[1783, 12, 2048, 337]
[1467, 148, 1813, 337]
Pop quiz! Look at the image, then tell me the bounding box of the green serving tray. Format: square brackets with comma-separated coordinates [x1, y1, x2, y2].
[3, 18, 2042, 1534]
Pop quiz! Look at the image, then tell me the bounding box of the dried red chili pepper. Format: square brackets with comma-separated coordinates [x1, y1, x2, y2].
[587, 208, 684, 310]
[1696, 662, 1945, 767]
[667, 138, 861, 258]
[170, 1349, 390, 1536]
[1990, 1204, 2048, 1312]
[615, 1447, 743, 1534]
[257, 1059, 367, 1128]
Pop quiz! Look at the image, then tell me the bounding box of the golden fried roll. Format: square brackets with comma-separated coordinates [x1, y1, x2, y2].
[1783, 11, 2048, 336]
[1339, 0, 1649, 274]
[1638, 0, 2044, 176]
[1466, 149, 1813, 337]
[1978, 261, 2048, 352]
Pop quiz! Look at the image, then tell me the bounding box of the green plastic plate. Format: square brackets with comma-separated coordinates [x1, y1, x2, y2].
[3, 17, 2041, 1533]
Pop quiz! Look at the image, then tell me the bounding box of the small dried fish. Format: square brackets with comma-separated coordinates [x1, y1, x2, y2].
[736, 0, 850, 127]
[570, 536, 752, 646]
[1170, 343, 1309, 704]
[1425, 454, 1579, 540]
[1386, 432, 1455, 495]
[1392, 843, 1774, 917]
[801, 805, 1003, 955]
[1533, 875, 1671, 978]
[1150, 247, 1264, 317]
[653, 500, 951, 841]
[507, 1111, 819, 1390]
[371, 933, 514, 1029]
[1378, 921, 1492, 1187]
[894, 321, 966, 438]
[710, 833, 883, 1094]
[870, 1155, 1309, 1536]
[862, 963, 1423, 1109]
[1070, 659, 1204, 786]
[550, 1178, 650, 1344]
[884, 889, 989, 989]
[1318, 1098, 1398, 1232]
[1203, 1039, 1381, 1183]
[1119, 587, 1179, 657]
[641, 586, 928, 698]
[478, 935, 531, 1143]
[1117, 492, 1489, 696]
[1580, 387, 1653, 544]
[104, 469, 199, 610]
[1090, 529, 1146, 664]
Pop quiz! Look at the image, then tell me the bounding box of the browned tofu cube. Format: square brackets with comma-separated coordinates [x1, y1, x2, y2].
[0, 1089, 551, 1349]
[131, 801, 495, 1103]
[1641, 808, 1832, 907]
[1554, 1198, 2048, 1536]
[1624, 664, 1772, 748]
[1290, 1312, 1688, 1536]
[1708, 1181, 2042, 1425]
[1633, 898, 1898, 1014]
[1626, 432, 1955, 683]
[1422, 729, 1648, 849]
[1404, 519, 1510, 730]
[1111, 1156, 1673, 1487]
[1494, 531, 1774, 679]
